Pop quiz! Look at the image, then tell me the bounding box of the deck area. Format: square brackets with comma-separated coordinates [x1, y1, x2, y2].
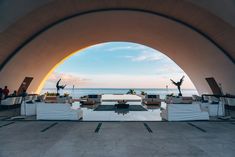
[0, 120, 235, 157]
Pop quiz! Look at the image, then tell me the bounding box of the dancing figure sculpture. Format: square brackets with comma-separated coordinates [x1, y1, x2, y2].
[56, 78, 66, 95]
[170, 76, 185, 96]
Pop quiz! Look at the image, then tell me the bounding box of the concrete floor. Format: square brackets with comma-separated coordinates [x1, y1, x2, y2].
[0, 121, 235, 157]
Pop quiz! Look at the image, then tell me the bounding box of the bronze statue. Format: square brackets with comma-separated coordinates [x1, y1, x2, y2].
[170, 76, 185, 96]
[56, 78, 66, 95]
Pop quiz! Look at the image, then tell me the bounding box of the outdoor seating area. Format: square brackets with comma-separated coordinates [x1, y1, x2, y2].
[17, 93, 83, 120]
[1, 93, 235, 122]
[1, 74, 234, 122]
[161, 91, 208, 122]
[160, 93, 235, 121]
[0, 81, 234, 122]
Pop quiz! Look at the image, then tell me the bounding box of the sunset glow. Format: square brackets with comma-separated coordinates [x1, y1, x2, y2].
[42, 42, 196, 90]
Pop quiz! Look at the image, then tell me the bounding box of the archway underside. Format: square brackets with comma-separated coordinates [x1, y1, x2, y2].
[0, 11, 234, 95]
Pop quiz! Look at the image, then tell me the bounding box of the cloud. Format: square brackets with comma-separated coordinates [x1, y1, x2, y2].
[153, 64, 185, 76]
[124, 50, 165, 62]
[107, 43, 165, 62]
[44, 72, 91, 88]
[107, 44, 146, 52]
[72, 43, 165, 62]
[42, 42, 196, 89]
[43, 72, 195, 89]
[87, 43, 166, 62]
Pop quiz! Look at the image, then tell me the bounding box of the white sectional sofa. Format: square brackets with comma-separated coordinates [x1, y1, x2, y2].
[143, 94, 161, 106]
[36, 103, 83, 120]
[1, 97, 22, 106]
[227, 98, 235, 106]
[165, 96, 193, 104]
[21, 102, 37, 116]
[161, 103, 209, 121]
[80, 94, 101, 105]
[1, 97, 16, 106]
[101, 94, 142, 105]
[200, 102, 224, 116]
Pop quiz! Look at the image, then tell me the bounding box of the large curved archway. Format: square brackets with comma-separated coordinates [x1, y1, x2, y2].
[41, 41, 198, 95]
[0, 9, 234, 95]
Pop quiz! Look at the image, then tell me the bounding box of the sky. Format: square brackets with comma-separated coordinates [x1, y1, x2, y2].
[43, 42, 196, 89]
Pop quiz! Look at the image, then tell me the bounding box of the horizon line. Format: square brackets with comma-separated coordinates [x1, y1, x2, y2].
[42, 87, 197, 90]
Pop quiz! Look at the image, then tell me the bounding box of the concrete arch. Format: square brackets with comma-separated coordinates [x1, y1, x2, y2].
[0, 0, 235, 95]
[1, 8, 234, 70]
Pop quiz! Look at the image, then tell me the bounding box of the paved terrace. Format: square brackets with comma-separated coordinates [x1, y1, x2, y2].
[0, 120, 235, 157]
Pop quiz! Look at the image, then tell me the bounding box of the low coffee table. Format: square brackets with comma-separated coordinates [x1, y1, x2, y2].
[115, 100, 129, 108]
[115, 103, 129, 109]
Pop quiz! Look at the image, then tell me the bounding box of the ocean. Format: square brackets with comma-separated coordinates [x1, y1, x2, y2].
[41, 88, 198, 99]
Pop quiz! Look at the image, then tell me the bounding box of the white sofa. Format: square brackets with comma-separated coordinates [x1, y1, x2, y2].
[1, 97, 22, 106]
[80, 94, 102, 105]
[15, 97, 23, 105]
[44, 96, 73, 103]
[143, 94, 161, 105]
[1, 97, 16, 106]
[161, 103, 209, 121]
[101, 94, 142, 105]
[165, 96, 193, 104]
[36, 103, 83, 120]
[226, 98, 235, 106]
[200, 102, 224, 116]
[25, 95, 38, 101]
[56, 96, 73, 104]
[192, 95, 202, 101]
[21, 102, 37, 116]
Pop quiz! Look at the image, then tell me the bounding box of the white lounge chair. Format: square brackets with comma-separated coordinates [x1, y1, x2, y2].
[81, 95, 101, 105]
[36, 103, 83, 120]
[200, 102, 224, 117]
[56, 96, 73, 104]
[1, 97, 17, 106]
[101, 94, 142, 105]
[143, 94, 161, 106]
[25, 95, 33, 101]
[200, 96, 225, 117]
[192, 95, 202, 101]
[165, 96, 193, 104]
[44, 95, 73, 103]
[21, 101, 37, 116]
[15, 97, 23, 105]
[161, 103, 209, 121]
